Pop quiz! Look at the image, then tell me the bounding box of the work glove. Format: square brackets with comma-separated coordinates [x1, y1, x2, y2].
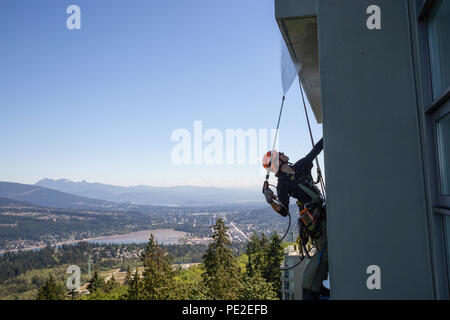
[263, 187, 275, 204]
[315, 167, 322, 184]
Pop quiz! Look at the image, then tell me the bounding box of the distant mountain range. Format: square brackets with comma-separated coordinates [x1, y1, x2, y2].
[0, 181, 114, 209]
[35, 178, 262, 206]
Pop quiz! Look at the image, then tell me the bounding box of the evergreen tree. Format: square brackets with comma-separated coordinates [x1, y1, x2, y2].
[105, 274, 118, 293]
[127, 267, 142, 300]
[246, 232, 262, 277]
[244, 231, 284, 298]
[259, 232, 269, 266]
[124, 266, 132, 286]
[67, 288, 79, 300]
[239, 273, 278, 300]
[202, 218, 241, 300]
[87, 270, 104, 293]
[36, 276, 66, 300]
[140, 234, 176, 300]
[262, 232, 283, 298]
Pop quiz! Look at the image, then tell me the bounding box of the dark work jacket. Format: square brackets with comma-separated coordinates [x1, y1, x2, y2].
[276, 138, 323, 217]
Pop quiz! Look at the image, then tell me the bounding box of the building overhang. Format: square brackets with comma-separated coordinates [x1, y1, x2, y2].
[275, 0, 322, 123]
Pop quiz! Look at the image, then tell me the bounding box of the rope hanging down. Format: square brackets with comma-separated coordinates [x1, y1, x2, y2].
[265, 86, 326, 196]
[268, 84, 326, 271]
[265, 95, 286, 181]
[263, 95, 290, 246]
[299, 82, 326, 197]
[279, 84, 328, 271]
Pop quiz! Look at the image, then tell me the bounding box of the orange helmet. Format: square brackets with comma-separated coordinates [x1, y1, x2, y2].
[262, 150, 279, 173]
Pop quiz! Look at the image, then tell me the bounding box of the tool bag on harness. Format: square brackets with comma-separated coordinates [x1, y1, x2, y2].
[298, 202, 324, 239]
[296, 181, 324, 240]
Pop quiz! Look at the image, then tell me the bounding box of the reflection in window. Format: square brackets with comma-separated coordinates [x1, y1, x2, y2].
[427, 0, 450, 98]
[436, 113, 450, 196]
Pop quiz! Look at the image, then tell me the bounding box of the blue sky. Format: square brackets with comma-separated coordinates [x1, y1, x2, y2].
[0, 0, 323, 188]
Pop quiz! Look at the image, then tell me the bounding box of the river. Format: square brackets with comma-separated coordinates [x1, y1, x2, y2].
[85, 229, 188, 245]
[0, 229, 189, 254]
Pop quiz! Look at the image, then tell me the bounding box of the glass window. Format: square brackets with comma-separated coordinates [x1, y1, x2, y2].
[445, 216, 450, 286]
[436, 112, 450, 196]
[427, 0, 450, 98]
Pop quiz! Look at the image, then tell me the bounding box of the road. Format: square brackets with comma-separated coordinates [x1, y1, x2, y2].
[229, 221, 249, 241]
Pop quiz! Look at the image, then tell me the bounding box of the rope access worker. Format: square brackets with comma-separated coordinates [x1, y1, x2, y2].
[262, 138, 329, 300]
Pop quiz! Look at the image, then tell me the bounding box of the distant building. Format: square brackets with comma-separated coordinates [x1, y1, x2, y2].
[280, 245, 310, 300]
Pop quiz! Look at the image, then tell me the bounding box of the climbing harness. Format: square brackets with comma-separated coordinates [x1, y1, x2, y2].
[300, 197, 325, 237]
[279, 199, 325, 271]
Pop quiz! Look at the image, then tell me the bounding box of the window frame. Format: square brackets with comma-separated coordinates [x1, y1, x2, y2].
[433, 108, 450, 204]
[419, 0, 450, 209]
[423, 0, 450, 100]
[417, 0, 450, 296]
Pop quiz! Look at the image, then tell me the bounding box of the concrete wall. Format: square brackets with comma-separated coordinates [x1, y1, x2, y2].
[277, 0, 436, 299]
[318, 0, 433, 299]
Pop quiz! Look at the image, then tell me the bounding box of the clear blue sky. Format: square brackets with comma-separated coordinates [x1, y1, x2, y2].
[0, 0, 323, 188]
